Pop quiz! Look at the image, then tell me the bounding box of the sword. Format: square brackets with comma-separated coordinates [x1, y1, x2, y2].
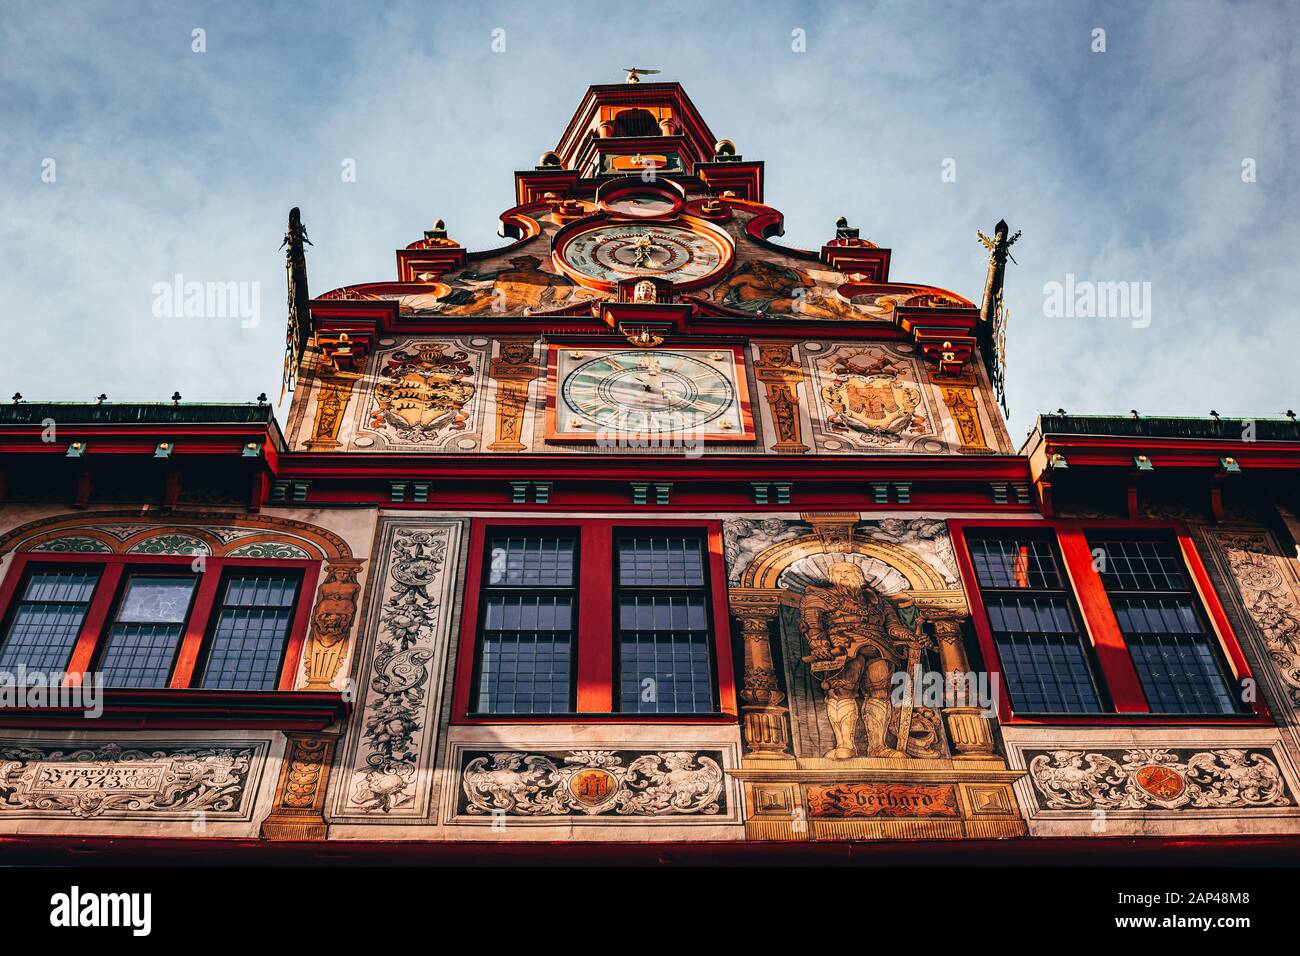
[894, 620, 926, 757]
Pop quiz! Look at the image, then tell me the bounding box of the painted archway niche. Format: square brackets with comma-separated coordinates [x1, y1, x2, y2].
[727, 513, 996, 763]
[0, 510, 366, 691]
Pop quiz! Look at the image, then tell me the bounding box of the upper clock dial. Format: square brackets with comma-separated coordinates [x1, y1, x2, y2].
[554, 221, 731, 289]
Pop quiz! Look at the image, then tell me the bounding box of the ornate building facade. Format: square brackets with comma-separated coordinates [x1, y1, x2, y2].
[2, 78, 1298, 860]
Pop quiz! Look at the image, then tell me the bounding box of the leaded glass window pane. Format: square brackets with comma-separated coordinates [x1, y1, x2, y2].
[1087, 536, 1243, 715]
[968, 533, 1105, 714]
[476, 534, 577, 714]
[200, 574, 298, 691]
[0, 570, 99, 676]
[98, 576, 196, 688]
[616, 535, 716, 714]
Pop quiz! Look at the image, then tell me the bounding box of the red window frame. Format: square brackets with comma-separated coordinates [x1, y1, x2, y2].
[452, 518, 737, 724]
[949, 518, 1270, 726]
[0, 552, 320, 692]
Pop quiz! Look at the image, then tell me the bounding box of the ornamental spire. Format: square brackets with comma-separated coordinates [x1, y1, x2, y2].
[976, 219, 1021, 417]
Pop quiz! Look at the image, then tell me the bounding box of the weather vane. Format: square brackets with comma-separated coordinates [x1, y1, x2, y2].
[623, 67, 660, 84]
[977, 224, 1022, 264]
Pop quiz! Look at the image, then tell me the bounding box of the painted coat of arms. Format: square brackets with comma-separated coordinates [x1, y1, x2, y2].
[367, 342, 477, 445]
[819, 348, 925, 442]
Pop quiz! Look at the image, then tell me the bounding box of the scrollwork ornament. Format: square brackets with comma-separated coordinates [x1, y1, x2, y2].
[1027, 747, 1292, 811]
[349, 529, 447, 813]
[461, 750, 726, 817]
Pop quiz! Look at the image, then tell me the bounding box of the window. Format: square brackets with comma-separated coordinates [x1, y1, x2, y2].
[200, 573, 300, 691]
[0, 555, 311, 694]
[0, 569, 99, 675]
[458, 521, 735, 721]
[474, 535, 578, 714]
[98, 575, 198, 688]
[955, 520, 1261, 722]
[616, 535, 715, 714]
[1088, 536, 1243, 715]
[967, 535, 1104, 714]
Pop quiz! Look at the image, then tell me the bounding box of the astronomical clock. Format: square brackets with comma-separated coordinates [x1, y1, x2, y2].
[547, 345, 754, 442]
[551, 180, 734, 292]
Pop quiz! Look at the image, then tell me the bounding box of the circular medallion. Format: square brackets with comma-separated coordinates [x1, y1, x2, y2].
[569, 767, 618, 807]
[1135, 764, 1185, 800]
[553, 218, 732, 291]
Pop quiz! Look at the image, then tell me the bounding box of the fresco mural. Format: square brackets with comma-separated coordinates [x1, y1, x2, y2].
[399, 253, 602, 317]
[808, 343, 934, 451]
[723, 512, 1026, 840]
[329, 517, 467, 824]
[292, 335, 1010, 456]
[350, 339, 489, 451]
[725, 515, 963, 761]
[711, 260, 864, 320]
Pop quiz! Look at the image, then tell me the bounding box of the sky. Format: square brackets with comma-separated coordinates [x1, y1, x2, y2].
[2, 0, 1296, 443]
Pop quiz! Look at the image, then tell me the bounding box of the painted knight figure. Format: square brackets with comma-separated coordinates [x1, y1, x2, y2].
[800, 562, 937, 759]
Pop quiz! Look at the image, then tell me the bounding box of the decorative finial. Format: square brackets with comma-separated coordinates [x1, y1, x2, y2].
[1130, 409, 1140, 419]
[171, 391, 182, 405]
[623, 67, 660, 84]
[1056, 408, 1067, 415]
[96, 394, 107, 404]
[256, 392, 268, 405]
[11, 392, 21, 404]
[1210, 410, 1220, 420]
[1286, 409, 1297, 421]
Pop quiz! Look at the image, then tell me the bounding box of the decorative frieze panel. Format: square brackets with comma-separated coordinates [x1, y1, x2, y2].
[2, 511, 350, 562]
[457, 749, 727, 818]
[329, 518, 466, 823]
[0, 741, 268, 820]
[1202, 529, 1300, 710]
[1024, 748, 1294, 811]
[287, 329, 1008, 456]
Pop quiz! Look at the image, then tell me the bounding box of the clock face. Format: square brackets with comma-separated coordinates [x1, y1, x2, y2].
[549, 347, 753, 442]
[553, 220, 732, 290]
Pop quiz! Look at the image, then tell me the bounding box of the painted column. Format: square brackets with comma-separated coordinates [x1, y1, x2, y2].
[932, 615, 997, 759]
[732, 599, 793, 759]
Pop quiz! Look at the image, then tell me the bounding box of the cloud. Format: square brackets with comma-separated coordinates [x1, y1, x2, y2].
[2, 0, 1295, 436]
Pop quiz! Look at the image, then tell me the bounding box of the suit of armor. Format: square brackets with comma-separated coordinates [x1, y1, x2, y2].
[800, 562, 915, 759]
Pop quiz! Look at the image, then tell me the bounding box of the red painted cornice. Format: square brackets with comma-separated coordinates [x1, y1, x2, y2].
[0, 689, 346, 730]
